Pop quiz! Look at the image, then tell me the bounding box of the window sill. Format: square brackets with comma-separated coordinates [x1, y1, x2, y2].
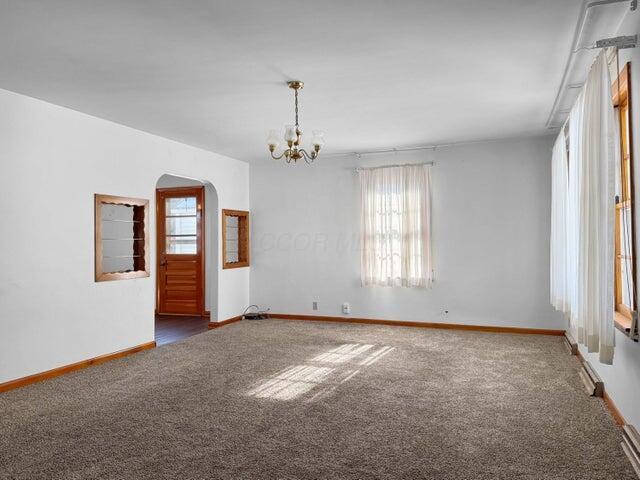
[614, 311, 632, 335]
[222, 261, 250, 269]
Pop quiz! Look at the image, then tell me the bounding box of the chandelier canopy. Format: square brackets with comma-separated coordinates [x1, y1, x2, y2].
[267, 80, 325, 164]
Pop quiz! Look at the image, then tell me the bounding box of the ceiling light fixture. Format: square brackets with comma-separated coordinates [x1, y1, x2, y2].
[266, 81, 325, 164]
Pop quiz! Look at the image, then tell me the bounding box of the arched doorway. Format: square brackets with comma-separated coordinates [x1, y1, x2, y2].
[155, 174, 219, 345]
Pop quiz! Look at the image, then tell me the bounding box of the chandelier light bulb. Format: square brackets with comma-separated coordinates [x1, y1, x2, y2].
[266, 130, 280, 150]
[284, 125, 297, 143]
[311, 130, 325, 147]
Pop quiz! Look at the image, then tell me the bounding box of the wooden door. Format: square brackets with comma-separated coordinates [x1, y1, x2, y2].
[156, 186, 205, 315]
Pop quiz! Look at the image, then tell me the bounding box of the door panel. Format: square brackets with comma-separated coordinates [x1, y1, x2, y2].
[156, 187, 204, 315]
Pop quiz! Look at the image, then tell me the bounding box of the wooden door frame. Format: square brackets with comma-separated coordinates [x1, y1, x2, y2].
[155, 186, 206, 316]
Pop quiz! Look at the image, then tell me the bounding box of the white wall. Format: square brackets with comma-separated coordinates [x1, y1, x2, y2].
[250, 136, 563, 330]
[0, 88, 249, 384]
[570, 10, 640, 429]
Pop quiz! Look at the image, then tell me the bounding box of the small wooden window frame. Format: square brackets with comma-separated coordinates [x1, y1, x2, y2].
[222, 209, 250, 269]
[95, 194, 150, 282]
[611, 63, 638, 336]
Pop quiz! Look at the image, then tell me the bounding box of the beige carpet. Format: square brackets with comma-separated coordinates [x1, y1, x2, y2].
[0, 319, 635, 479]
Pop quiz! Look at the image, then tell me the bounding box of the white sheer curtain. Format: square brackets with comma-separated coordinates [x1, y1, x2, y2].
[550, 50, 617, 364]
[550, 129, 569, 311]
[575, 50, 617, 363]
[567, 92, 583, 329]
[359, 164, 432, 288]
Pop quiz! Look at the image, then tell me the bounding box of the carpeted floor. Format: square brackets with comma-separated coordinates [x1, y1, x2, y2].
[0, 319, 635, 479]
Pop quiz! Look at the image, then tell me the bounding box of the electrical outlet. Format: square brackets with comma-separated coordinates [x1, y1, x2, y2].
[342, 302, 351, 314]
[312, 301, 318, 311]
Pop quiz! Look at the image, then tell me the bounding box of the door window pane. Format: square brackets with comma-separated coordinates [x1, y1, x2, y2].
[166, 236, 197, 254]
[165, 196, 197, 254]
[166, 197, 196, 216]
[166, 216, 196, 235]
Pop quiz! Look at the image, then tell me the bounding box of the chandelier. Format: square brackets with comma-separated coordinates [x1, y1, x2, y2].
[266, 80, 325, 163]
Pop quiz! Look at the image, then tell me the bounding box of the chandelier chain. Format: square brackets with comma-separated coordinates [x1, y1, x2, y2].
[294, 89, 299, 127]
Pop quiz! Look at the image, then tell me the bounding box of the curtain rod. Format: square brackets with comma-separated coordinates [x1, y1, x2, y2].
[554, 43, 624, 134]
[354, 162, 434, 172]
[545, 0, 637, 129]
[327, 145, 438, 158]
[327, 136, 533, 158]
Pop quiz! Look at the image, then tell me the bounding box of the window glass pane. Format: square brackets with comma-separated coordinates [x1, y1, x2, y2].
[103, 238, 144, 259]
[100, 203, 144, 273]
[226, 239, 239, 254]
[621, 257, 633, 308]
[102, 219, 137, 239]
[166, 216, 196, 235]
[620, 206, 633, 254]
[102, 203, 134, 221]
[166, 236, 197, 254]
[225, 215, 240, 263]
[103, 256, 135, 273]
[226, 225, 238, 241]
[166, 197, 196, 216]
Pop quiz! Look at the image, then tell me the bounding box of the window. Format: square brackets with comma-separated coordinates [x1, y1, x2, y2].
[165, 196, 198, 254]
[358, 164, 432, 287]
[612, 63, 637, 335]
[222, 209, 250, 269]
[94, 194, 149, 282]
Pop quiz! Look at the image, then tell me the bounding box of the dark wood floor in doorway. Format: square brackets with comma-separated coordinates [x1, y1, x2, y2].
[155, 314, 209, 346]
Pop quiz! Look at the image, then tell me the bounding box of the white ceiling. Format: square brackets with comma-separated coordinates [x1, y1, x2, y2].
[0, 0, 582, 162]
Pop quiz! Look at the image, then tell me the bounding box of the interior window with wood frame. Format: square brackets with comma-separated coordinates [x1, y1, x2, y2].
[222, 209, 250, 269]
[612, 62, 637, 336]
[94, 194, 149, 282]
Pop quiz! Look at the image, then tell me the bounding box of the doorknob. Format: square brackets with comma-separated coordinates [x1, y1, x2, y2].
[160, 258, 167, 267]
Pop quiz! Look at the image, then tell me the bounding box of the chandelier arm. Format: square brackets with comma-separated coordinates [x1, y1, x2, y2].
[298, 148, 316, 164]
[270, 150, 288, 160]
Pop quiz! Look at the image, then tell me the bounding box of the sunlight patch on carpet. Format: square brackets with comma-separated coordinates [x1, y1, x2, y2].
[246, 343, 395, 401]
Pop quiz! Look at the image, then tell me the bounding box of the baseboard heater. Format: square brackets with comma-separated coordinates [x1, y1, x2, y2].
[579, 360, 604, 397]
[563, 331, 578, 355]
[622, 425, 640, 478]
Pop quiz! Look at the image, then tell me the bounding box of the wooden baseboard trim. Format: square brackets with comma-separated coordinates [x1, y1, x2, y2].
[268, 313, 565, 336]
[563, 331, 578, 355]
[605, 391, 626, 427]
[0, 341, 156, 394]
[575, 349, 626, 427]
[208, 315, 243, 329]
